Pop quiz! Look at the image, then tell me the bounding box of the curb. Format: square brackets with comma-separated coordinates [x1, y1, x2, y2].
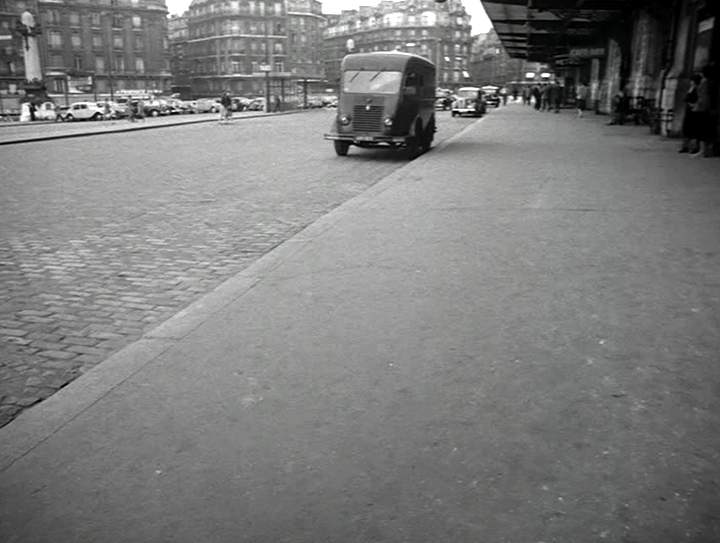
[0, 108, 306, 146]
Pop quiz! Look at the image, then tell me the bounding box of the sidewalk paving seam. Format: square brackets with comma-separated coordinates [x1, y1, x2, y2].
[0, 114, 483, 472]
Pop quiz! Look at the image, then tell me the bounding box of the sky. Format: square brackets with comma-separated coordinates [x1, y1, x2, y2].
[165, 0, 492, 34]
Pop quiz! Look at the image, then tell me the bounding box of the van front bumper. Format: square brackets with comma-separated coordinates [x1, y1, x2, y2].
[324, 133, 408, 144]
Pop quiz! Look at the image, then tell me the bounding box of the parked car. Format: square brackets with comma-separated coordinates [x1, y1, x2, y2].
[246, 97, 266, 111]
[231, 97, 251, 111]
[55, 105, 70, 121]
[306, 95, 325, 109]
[143, 98, 170, 117]
[105, 100, 129, 118]
[61, 101, 106, 121]
[194, 98, 221, 113]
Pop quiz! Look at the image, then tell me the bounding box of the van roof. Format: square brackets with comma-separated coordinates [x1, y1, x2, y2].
[342, 51, 435, 72]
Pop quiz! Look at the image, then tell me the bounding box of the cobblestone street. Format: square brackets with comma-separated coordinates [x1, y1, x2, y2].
[0, 110, 475, 426]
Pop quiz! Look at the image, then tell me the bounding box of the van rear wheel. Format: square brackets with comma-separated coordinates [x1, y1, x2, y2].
[422, 118, 435, 151]
[334, 140, 350, 156]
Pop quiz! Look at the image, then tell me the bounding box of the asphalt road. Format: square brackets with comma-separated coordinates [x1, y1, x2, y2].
[0, 109, 476, 427]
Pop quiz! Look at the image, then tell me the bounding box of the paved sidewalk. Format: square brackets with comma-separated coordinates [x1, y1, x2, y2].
[1, 105, 719, 542]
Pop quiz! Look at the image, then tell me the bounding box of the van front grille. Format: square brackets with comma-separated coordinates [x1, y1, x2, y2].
[352, 105, 383, 132]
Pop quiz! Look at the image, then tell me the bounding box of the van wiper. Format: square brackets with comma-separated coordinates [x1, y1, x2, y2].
[349, 72, 360, 82]
[368, 71, 382, 82]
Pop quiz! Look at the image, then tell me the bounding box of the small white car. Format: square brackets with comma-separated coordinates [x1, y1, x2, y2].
[62, 101, 106, 121]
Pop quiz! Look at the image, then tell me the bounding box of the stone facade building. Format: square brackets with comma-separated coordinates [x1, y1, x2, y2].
[469, 29, 524, 86]
[168, 12, 191, 96]
[183, 0, 325, 99]
[322, 0, 472, 90]
[0, 0, 171, 98]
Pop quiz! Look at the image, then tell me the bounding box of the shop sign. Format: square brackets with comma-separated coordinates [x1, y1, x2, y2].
[568, 47, 606, 58]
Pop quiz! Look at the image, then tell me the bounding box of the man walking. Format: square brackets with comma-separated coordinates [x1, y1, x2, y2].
[219, 90, 232, 123]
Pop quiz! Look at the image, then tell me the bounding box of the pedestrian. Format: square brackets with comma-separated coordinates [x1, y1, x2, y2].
[128, 100, 137, 122]
[522, 86, 531, 106]
[608, 89, 628, 125]
[532, 85, 542, 110]
[691, 66, 713, 157]
[540, 84, 550, 111]
[29, 102, 36, 121]
[548, 81, 561, 113]
[679, 74, 701, 153]
[104, 101, 111, 120]
[576, 81, 589, 117]
[136, 99, 145, 121]
[500, 86, 508, 106]
[219, 90, 232, 122]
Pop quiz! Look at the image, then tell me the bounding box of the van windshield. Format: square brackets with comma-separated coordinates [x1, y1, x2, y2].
[343, 70, 403, 94]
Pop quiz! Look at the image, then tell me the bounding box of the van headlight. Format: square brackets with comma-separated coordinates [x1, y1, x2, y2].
[383, 117, 393, 127]
[339, 114, 351, 125]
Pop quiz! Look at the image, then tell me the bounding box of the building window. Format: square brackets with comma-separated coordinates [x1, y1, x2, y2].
[49, 54, 63, 67]
[44, 10, 60, 24]
[113, 34, 124, 49]
[132, 16, 142, 28]
[112, 14, 124, 28]
[73, 55, 82, 70]
[274, 61, 283, 72]
[69, 12, 80, 26]
[115, 56, 125, 72]
[95, 56, 105, 72]
[48, 31, 62, 48]
[135, 35, 143, 49]
[71, 32, 82, 48]
[135, 57, 144, 73]
[92, 34, 102, 48]
[90, 12, 101, 26]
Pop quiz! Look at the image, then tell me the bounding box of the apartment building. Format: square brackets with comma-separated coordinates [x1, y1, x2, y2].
[322, 0, 472, 89]
[184, 0, 325, 98]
